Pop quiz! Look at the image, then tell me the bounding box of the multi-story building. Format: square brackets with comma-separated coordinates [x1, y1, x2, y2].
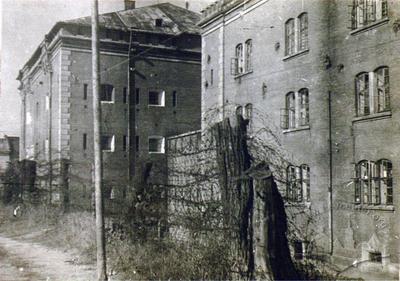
[198, 0, 399, 278]
[17, 3, 201, 209]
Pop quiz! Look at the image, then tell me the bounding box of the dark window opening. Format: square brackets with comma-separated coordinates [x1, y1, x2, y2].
[101, 135, 114, 151]
[123, 135, 127, 151]
[136, 88, 140, 105]
[84, 84, 88, 100]
[294, 241, 303, 260]
[369, 252, 382, 263]
[83, 133, 87, 150]
[100, 84, 114, 102]
[149, 90, 164, 106]
[155, 18, 163, 27]
[172, 91, 177, 107]
[123, 87, 127, 104]
[135, 135, 139, 153]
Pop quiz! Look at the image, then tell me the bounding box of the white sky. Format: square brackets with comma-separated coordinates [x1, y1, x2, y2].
[0, 0, 212, 137]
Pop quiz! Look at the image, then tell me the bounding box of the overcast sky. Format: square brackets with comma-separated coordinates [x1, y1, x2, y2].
[0, 0, 211, 137]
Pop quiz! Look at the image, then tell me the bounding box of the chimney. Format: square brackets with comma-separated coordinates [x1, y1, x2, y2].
[124, 0, 136, 10]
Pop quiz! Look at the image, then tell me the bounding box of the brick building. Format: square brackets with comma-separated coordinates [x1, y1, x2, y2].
[17, 3, 201, 209]
[198, 0, 399, 278]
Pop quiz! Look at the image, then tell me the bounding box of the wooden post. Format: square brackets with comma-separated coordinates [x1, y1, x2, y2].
[91, 0, 107, 280]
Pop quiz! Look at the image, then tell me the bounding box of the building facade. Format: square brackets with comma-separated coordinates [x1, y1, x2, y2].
[199, 0, 399, 278]
[17, 3, 201, 209]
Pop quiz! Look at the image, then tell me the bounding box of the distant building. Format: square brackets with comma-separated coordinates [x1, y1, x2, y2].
[197, 0, 399, 278]
[17, 3, 201, 209]
[0, 136, 19, 174]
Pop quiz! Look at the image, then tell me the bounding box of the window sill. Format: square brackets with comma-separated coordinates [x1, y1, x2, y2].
[283, 125, 310, 134]
[148, 104, 165, 107]
[102, 150, 114, 153]
[354, 204, 394, 212]
[149, 151, 165, 154]
[285, 201, 311, 208]
[101, 101, 114, 104]
[283, 49, 309, 61]
[234, 70, 253, 79]
[352, 111, 391, 124]
[350, 18, 389, 36]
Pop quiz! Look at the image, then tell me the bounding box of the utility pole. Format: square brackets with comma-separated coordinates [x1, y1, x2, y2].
[128, 29, 137, 181]
[91, 0, 107, 280]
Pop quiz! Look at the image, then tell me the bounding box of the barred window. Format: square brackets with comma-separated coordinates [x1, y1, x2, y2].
[355, 67, 390, 116]
[299, 88, 309, 126]
[286, 92, 296, 129]
[356, 72, 369, 116]
[245, 39, 252, 72]
[235, 43, 244, 74]
[285, 19, 295, 56]
[298, 13, 308, 51]
[354, 159, 393, 205]
[375, 66, 390, 112]
[287, 164, 310, 202]
[350, 0, 388, 30]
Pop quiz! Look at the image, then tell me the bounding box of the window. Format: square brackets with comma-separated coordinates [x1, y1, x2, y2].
[123, 87, 127, 104]
[350, 0, 388, 30]
[172, 91, 177, 107]
[100, 84, 114, 102]
[298, 13, 308, 51]
[155, 18, 163, 27]
[83, 133, 87, 150]
[285, 19, 295, 56]
[369, 252, 382, 263]
[299, 88, 309, 126]
[375, 67, 389, 112]
[354, 159, 393, 205]
[148, 137, 165, 153]
[231, 40, 253, 76]
[101, 135, 115, 152]
[84, 84, 88, 100]
[123, 135, 127, 151]
[282, 92, 296, 129]
[355, 67, 390, 117]
[136, 88, 140, 105]
[244, 103, 253, 128]
[294, 241, 304, 260]
[210, 69, 214, 85]
[287, 164, 310, 202]
[135, 135, 140, 153]
[285, 14, 309, 57]
[356, 72, 369, 116]
[148, 90, 165, 106]
[245, 39, 252, 72]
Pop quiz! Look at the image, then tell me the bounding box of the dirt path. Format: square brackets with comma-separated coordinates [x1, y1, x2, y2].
[0, 235, 96, 281]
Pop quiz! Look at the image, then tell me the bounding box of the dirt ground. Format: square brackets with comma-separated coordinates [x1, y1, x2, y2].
[0, 233, 96, 281]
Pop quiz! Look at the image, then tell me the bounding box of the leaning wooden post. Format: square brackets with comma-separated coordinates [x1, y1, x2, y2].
[91, 0, 107, 280]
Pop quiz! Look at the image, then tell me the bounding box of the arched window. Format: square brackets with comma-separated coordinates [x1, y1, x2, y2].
[285, 19, 295, 56]
[377, 159, 393, 205]
[350, 0, 388, 29]
[298, 13, 308, 51]
[286, 165, 298, 201]
[286, 92, 296, 129]
[244, 103, 253, 129]
[300, 164, 310, 202]
[374, 66, 390, 112]
[299, 88, 309, 126]
[245, 39, 252, 72]
[355, 72, 369, 116]
[235, 43, 244, 74]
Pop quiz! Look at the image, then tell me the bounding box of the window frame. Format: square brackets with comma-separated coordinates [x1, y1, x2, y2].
[101, 135, 115, 152]
[148, 89, 165, 107]
[285, 18, 295, 56]
[374, 66, 390, 113]
[148, 136, 165, 154]
[298, 13, 309, 52]
[350, 0, 389, 30]
[100, 84, 114, 103]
